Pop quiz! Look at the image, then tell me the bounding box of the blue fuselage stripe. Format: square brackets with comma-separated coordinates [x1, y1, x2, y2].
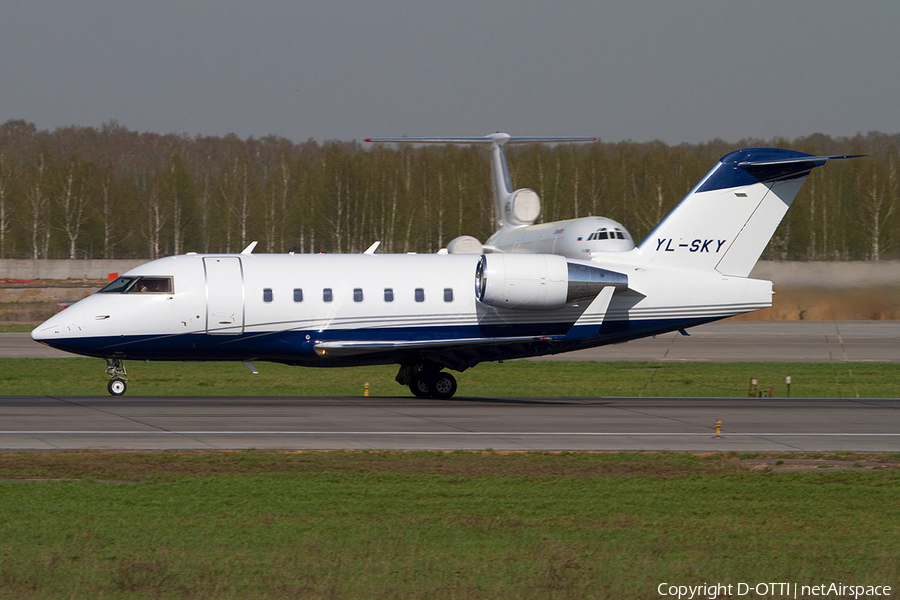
[41, 317, 717, 368]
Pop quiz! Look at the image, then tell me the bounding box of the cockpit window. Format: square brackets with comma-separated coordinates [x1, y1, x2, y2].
[133, 278, 173, 293]
[98, 277, 137, 293]
[588, 228, 609, 241]
[98, 276, 173, 294]
[587, 227, 629, 242]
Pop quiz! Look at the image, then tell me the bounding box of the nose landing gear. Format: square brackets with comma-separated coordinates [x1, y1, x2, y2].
[105, 358, 128, 396]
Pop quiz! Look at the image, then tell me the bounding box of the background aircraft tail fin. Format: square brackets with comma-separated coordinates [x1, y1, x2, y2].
[638, 149, 863, 277]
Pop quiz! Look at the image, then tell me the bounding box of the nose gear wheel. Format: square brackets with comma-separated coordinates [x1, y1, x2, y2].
[105, 358, 128, 396]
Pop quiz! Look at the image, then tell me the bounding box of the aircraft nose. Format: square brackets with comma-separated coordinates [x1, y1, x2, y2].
[31, 303, 85, 343]
[31, 317, 58, 342]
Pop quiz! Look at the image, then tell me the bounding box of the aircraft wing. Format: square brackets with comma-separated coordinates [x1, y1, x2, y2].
[313, 335, 562, 357]
[313, 285, 618, 371]
[314, 334, 571, 372]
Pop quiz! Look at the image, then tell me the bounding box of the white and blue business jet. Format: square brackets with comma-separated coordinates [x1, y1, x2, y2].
[32, 134, 861, 397]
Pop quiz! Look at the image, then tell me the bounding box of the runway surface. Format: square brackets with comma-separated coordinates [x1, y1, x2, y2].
[2, 395, 899, 452]
[6, 321, 900, 362]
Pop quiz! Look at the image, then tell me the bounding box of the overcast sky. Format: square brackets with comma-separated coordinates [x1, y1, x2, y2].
[1, 1, 897, 145]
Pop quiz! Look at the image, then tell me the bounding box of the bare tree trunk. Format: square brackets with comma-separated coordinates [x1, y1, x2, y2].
[325, 171, 345, 253]
[56, 162, 89, 259]
[403, 210, 414, 253]
[861, 161, 897, 261]
[278, 156, 291, 253]
[572, 160, 580, 218]
[808, 180, 817, 260]
[239, 161, 250, 249]
[145, 184, 166, 259]
[99, 174, 115, 258]
[171, 162, 182, 256]
[199, 171, 211, 252]
[457, 172, 466, 238]
[0, 153, 17, 259]
[436, 171, 445, 250]
[25, 154, 49, 259]
[262, 164, 276, 253]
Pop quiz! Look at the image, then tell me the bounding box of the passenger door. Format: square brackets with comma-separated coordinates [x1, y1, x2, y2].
[204, 257, 244, 334]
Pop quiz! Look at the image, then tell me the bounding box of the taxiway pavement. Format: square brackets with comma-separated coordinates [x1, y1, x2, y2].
[1, 395, 898, 452]
[5, 322, 899, 452]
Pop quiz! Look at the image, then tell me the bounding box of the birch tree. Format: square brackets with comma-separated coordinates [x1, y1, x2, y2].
[55, 160, 91, 259]
[0, 153, 18, 258]
[24, 153, 50, 258]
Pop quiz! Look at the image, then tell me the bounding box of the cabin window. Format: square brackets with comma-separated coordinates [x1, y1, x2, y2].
[415, 288, 425, 303]
[443, 288, 453, 302]
[293, 288, 303, 302]
[354, 288, 364, 302]
[323, 288, 333, 303]
[384, 288, 394, 302]
[263, 288, 273, 303]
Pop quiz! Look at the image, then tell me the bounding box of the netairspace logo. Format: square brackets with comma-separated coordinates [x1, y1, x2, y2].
[657, 582, 892, 599]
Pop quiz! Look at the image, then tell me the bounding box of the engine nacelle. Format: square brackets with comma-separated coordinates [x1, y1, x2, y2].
[446, 235, 483, 254]
[475, 254, 627, 311]
[503, 188, 541, 226]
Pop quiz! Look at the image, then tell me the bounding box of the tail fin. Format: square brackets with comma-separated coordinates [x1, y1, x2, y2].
[638, 149, 862, 277]
[366, 133, 595, 230]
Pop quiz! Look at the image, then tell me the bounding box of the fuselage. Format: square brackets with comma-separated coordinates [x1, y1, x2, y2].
[32, 251, 773, 369]
[486, 216, 634, 258]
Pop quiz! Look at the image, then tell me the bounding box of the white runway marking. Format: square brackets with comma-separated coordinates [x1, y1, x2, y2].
[6, 431, 900, 437]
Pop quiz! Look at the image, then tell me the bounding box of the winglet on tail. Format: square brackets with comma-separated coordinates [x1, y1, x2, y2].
[638, 149, 863, 277]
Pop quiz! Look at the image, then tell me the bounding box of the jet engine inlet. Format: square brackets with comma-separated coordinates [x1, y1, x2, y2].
[475, 254, 626, 310]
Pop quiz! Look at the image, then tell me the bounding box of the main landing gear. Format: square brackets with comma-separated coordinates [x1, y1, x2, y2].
[105, 358, 128, 396]
[396, 363, 458, 399]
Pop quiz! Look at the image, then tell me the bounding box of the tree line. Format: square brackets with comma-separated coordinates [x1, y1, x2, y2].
[0, 119, 896, 261]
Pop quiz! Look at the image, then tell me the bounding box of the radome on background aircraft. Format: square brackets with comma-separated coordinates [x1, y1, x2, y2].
[32, 133, 862, 397]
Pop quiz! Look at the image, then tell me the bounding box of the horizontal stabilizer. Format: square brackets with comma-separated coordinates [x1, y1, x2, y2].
[736, 153, 865, 185]
[738, 153, 864, 167]
[368, 133, 596, 230]
[366, 134, 596, 145]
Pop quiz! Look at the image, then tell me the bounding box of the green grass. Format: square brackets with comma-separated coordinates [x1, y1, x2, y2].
[0, 323, 36, 332]
[0, 357, 896, 397]
[0, 451, 898, 599]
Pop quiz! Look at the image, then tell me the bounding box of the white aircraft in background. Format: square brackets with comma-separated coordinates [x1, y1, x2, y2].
[32, 133, 861, 397]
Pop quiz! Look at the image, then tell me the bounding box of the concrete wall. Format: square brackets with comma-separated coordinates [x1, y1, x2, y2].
[0, 259, 145, 280]
[749, 261, 900, 288]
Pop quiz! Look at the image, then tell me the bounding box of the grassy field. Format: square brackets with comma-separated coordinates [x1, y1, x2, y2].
[0, 450, 898, 599]
[0, 357, 896, 398]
